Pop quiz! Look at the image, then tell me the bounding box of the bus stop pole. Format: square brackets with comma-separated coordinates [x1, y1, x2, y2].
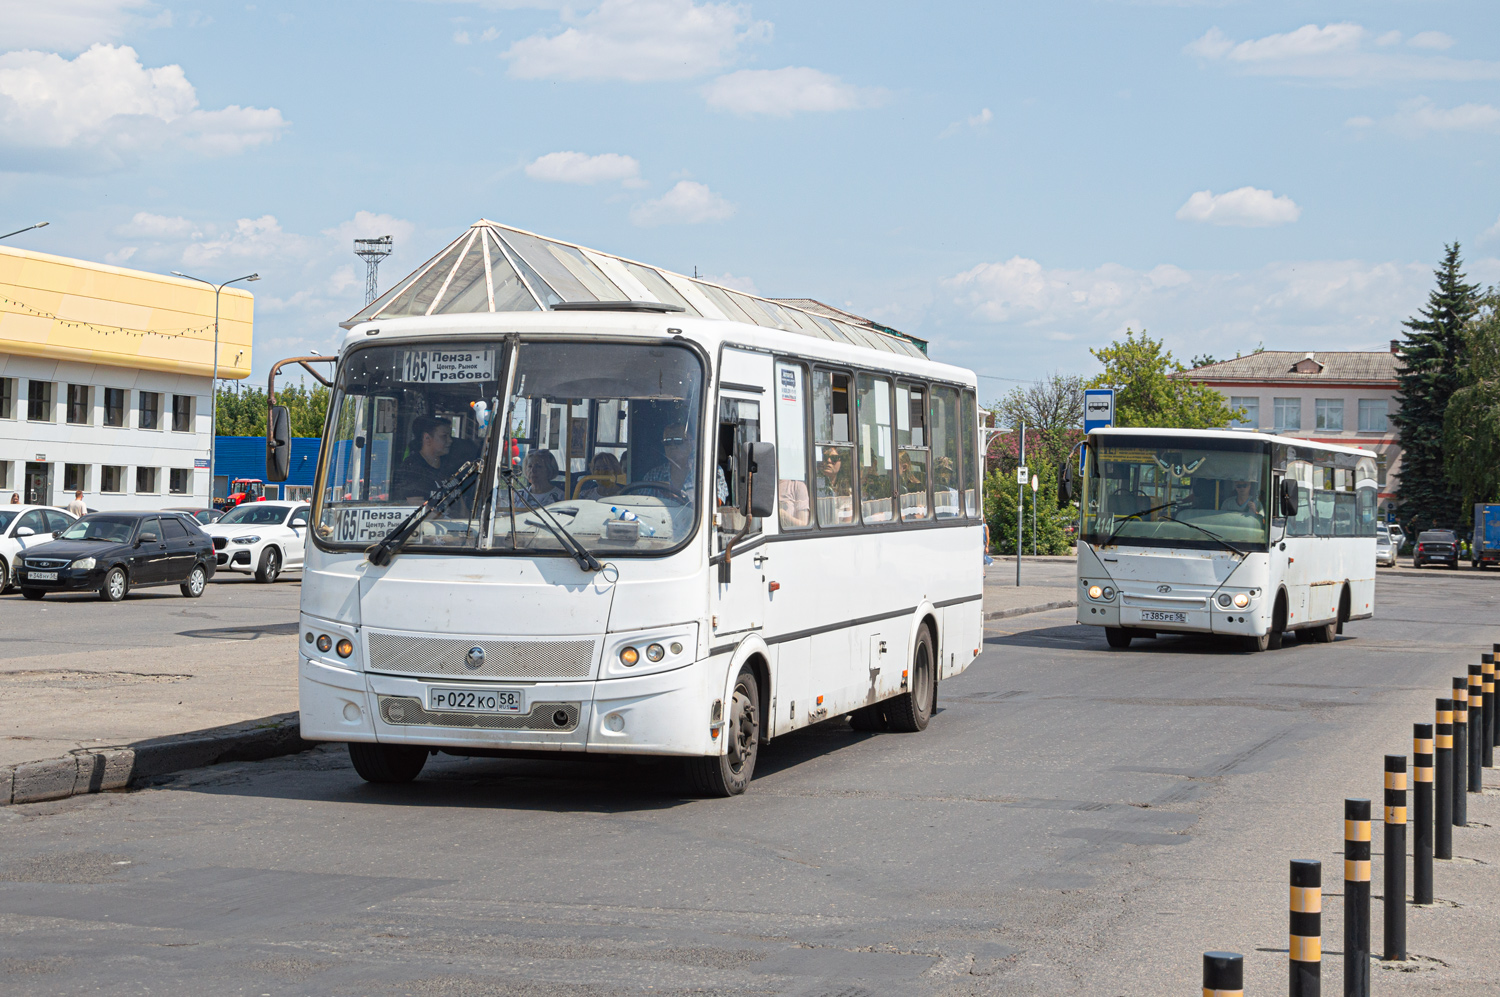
[1017, 422, 1025, 588]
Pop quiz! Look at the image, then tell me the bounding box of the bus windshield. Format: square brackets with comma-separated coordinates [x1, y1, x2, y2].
[1082, 435, 1271, 550]
[314, 338, 705, 556]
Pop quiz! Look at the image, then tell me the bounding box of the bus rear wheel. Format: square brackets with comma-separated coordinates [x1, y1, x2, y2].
[686, 667, 759, 797]
[886, 626, 935, 733]
[1105, 628, 1132, 649]
[348, 742, 428, 784]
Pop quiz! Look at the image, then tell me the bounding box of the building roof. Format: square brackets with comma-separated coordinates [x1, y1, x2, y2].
[342, 220, 929, 358]
[1170, 350, 1400, 385]
[0, 245, 253, 379]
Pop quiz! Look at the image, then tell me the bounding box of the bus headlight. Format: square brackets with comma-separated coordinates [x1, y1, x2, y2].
[1088, 585, 1103, 600]
[1101, 586, 1114, 600]
[606, 626, 699, 677]
[1233, 593, 1250, 609]
[619, 646, 640, 667]
[1217, 593, 1232, 608]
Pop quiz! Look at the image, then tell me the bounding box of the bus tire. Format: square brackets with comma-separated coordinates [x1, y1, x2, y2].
[1310, 620, 1337, 643]
[886, 626, 936, 733]
[686, 667, 759, 797]
[1336, 586, 1350, 634]
[1244, 632, 1271, 652]
[348, 742, 428, 783]
[1105, 628, 1132, 649]
[1268, 595, 1286, 650]
[848, 704, 889, 731]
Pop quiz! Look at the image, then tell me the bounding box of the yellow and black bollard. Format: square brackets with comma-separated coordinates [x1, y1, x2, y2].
[1436, 699, 1454, 859]
[1344, 799, 1371, 996]
[1452, 677, 1468, 827]
[1483, 654, 1496, 768]
[1469, 666, 1484, 792]
[1290, 858, 1322, 997]
[1383, 756, 1407, 962]
[1203, 951, 1243, 997]
[1413, 723, 1434, 904]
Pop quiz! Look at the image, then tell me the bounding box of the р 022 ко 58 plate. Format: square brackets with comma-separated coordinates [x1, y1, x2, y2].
[426, 686, 526, 713]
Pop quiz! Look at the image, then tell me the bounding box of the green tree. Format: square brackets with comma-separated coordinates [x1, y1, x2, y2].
[992, 372, 1085, 474]
[215, 383, 329, 437]
[983, 461, 1075, 557]
[1443, 291, 1500, 511]
[1087, 328, 1242, 428]
[1393, 243, 1480, 533]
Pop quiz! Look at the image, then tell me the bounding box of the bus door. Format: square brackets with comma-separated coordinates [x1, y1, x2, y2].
[711, 351, 774, 645]
[1278, 464, 1314, 627]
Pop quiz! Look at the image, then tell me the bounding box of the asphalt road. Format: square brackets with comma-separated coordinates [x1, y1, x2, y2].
[1, 567, 1498, 996]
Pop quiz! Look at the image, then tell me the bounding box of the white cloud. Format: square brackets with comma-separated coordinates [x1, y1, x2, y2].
[1176, 187, 1301, 227]
[1388, 98, 1500, 133]
[1186, 23, 1500, 82]
[0, 44, 286, 171]
[629, 180, 735, 226]
[502, 0, 770, 82]
[0, 0, 163, 52]
[1408, 31, 1454, 51]
[181, 215, 316, 268]
[321, 210, 418, 247]
[1481, 216, 1500, 244]
[118, 211, 197, 239]
[702, 67, 884, 117]
[525, 150, 643, 186]
[453, 30, 471, 44]
[940, 106, 992, 138]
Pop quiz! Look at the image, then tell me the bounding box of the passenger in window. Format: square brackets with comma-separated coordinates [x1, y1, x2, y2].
[576, 452, 625, 500]
[778, 478, 810, 526]
[1223, 479, 1262, 516]
[393, 416, 453, 504]
[816, 447, 854, 524]
[645, 422, 728, 504]
[520, 450, 565, 506]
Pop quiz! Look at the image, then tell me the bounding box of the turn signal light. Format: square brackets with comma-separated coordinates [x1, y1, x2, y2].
[316, 634, 332, 653]
[1088, 585, 1103, 600]
[619, 646, 639, 666]
[336, 638, 354, 658]
[1232, 593, 1250, 609]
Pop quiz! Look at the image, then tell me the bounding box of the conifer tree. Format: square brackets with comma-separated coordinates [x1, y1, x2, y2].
[1392, 243, 1480, 533]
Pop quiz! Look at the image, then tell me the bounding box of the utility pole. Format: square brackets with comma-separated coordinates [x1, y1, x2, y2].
[1017, 422, 1025, 587]
[1032, 473, 1038, 556]
[355, 235, 394, 306]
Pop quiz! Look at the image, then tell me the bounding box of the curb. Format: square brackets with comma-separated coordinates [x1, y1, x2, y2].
[984, 599, 1077, 621]
[0, 712, 311, 806]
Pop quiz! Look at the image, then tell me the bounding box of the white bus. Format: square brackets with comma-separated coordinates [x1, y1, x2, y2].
[1070, 427, 1377, 651]
[270, 227, 984, 795]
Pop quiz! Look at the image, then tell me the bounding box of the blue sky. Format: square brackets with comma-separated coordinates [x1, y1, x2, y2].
[2, 0, 1498, 399]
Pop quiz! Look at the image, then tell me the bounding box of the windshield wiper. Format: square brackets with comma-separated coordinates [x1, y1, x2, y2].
[500, 466, 602, 572]
[1100, 501, 1183, 548]
[1157, 514, 1248, 558]
[366, 460, 483, 567]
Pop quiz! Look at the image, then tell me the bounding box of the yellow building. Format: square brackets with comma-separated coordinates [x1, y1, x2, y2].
[0, 246, 252, 508]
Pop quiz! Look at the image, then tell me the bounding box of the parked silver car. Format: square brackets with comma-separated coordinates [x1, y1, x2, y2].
[1375, 524, 1396, 566]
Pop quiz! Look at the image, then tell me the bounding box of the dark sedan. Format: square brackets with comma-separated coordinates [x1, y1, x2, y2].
[1413, 529, 1461, 569]
[14, 511, 216, 601]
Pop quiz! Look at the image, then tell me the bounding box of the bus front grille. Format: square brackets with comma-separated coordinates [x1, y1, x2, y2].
[378, 696, 580, 731]
[365, 632, 596, 680]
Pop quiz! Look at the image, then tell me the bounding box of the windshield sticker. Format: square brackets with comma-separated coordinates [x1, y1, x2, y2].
[333, 505, 420, 543]
[1099, 448, 1158, 463]
[398, 349, 496, 384]
[1155, 455, 1206, 478]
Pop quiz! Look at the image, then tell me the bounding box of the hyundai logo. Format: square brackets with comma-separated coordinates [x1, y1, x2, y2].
[465, 646, 485, 670]
[1156, 584, 1172, 594]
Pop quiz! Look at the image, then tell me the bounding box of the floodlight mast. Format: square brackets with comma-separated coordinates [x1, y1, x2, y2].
[354, 235, 394, 306]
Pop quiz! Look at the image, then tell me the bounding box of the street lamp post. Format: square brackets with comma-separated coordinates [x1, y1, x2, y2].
[0, 221, 49, 241]
[171, 271, 260, 505]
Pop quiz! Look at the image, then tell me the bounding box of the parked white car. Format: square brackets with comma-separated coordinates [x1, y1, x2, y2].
[1, 505, 79, 592]
[202, 501, 310, 583]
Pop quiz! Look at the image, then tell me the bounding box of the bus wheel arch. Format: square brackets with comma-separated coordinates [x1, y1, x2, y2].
[1268, 589, 1287, 651]
[1336, 584, 1351, 635]
[742, 651, 772, 747]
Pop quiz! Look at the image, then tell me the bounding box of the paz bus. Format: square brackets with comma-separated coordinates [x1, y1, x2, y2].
[267, 223, 984, 795]
[1069, 427, 1378, 651]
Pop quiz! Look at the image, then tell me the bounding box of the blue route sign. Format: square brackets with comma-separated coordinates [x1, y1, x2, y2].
[1081, 388, 1115, 472]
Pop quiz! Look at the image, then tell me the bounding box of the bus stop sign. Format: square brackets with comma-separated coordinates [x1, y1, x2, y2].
[1084, 389, 1114, 432]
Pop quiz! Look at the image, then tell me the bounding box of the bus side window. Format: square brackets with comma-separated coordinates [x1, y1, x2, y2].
[856, 374, 895, 523]
[813, 369, 856, 528]
[930, 386, 961, 519]
[961, 389, 979, 518]
[896, 382, 930, 521]
[716, 397, 761, 545]
[774, 362, 811, 529]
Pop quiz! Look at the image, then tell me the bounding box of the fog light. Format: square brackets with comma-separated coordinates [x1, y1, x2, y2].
[646, 643, 665, 662]
[1088, 585, 1103, 600]
[304, 631, 314, 644]
[604, 713, 625, 732]
[619, 646, 639, 666]
[669, 641, 683, 655]
[1102, 586, 1115, 600]
[316, 634, 332, 653]
[1217, 593, 1233, 608]
[336, 638, 353, 658]
[342, 702, 361, 722]
[1233, 593, 1250, 609]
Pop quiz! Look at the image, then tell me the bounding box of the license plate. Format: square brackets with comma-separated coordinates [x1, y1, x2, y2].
[1140, 610, 1187, 623]
[427, 686, 524, 713]
[27, 571, 58, 581]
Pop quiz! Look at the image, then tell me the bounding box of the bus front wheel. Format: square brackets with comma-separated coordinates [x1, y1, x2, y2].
[348, 742, 428, 784]
[687, 667, 759, 797]
[886, 626, 936, 733]
[1105, 628, 1132, 649]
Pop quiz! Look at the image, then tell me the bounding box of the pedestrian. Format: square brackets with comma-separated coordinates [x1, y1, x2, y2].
[66, 490, 87, 518]
[8, 492, 18, 504]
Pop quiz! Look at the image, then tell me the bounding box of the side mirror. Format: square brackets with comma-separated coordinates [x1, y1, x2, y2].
[267, 404, 291, 482]
[52, 531, 62, 539]
[1058, 461, 1075, 505]
[137, 532, 158, 545]
[745, 441, 777, 519]
[14, 527, 33, 538]
[1279, 478, 1299, 517]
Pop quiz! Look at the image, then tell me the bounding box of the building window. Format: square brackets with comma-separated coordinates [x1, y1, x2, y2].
[64, 463, 88, 492]
[171, 394, 193, 433]
[0, 377, 13, 419]
[1359, 399, 1388, 432]
[101, 466, 125, 493]
[1377, 453, 1388, 487]
[139, 391, 161, 430]
[1230, 396, 1259, 429]
[103, 387, 127, 427]
[1315, 398, 1344, 432]
[169, 468, 191, 494]
[1273, 397, 1301, 432]
[28, 380, 53, 422]
[0, 460, 11, 490]
[136, 467, 158, 494]
[67, 384, 91, 425]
